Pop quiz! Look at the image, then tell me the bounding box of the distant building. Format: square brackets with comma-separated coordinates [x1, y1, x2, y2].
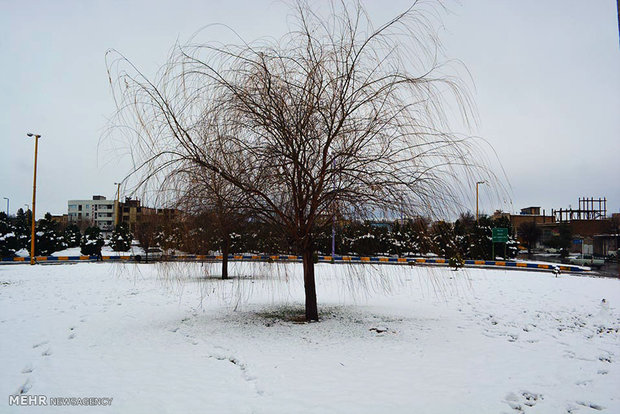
[505, 207, 555, 232]
[117, 197, 182, 233]
[520, 206, 541, 215]
[50, 214, 68, 227]
[500, 197, 616, 253]
[67, 195, 116, 236]
[67, 194, 184, 238]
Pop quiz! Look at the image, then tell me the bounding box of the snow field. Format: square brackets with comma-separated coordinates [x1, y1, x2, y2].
[0, 262, 618, 413]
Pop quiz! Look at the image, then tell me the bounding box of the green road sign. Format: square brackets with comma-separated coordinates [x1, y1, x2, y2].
[492, 228, 509, 243]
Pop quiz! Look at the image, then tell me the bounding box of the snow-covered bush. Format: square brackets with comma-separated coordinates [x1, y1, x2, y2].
[34, 213, 66, 256]
[109, 223, 132, 252]
[64, 224, 82, 248]
[0, 212, 20, 257]
[81, 226, 104, 256]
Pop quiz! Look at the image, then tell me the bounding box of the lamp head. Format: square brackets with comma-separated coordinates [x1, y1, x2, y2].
[27, 133, 33, 137]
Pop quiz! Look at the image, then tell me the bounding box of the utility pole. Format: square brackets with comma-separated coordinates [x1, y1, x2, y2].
[114, 182, 121, 226]
[27, 133, 41, 265]
[476, 181, 485, 222]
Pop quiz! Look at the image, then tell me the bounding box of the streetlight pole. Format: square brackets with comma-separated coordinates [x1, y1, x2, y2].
[2, 197, 8, 216]
[331, 159, 336, 258]
[114, 182, 121, 226]
[476, 181, 486, 223]
[27, 133, 41, 265]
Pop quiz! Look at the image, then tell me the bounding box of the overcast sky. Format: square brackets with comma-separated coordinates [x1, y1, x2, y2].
[1, 0, 619, 219]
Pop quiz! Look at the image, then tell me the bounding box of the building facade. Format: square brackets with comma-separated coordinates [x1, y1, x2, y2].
[67, 195, 116, 236]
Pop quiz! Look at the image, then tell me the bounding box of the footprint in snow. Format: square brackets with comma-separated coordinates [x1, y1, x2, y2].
[21, 363, 34, 374]
[68, 333, 76, 339]
[32, 340, 49, 349]
[576, 401, 605, 411]
[16, 378, 32, 394]
[504, 391, 542, 411]
[41, 348, 52, 357]
[598, 354, 612, 363]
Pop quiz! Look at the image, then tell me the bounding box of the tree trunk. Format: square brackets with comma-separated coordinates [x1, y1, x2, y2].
[221, 234, 230, 279]
[302, 246, 319, 321]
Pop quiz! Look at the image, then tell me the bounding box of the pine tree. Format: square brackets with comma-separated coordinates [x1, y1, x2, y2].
[34, 213, 66, 256]
[109, 223, 132, 252]
[430, 220, 460, 259]
[81, 226, 104, 256]
[13, 208, 30, 250]
[64, 224, 82, 248]
[0, 212, 20, 257]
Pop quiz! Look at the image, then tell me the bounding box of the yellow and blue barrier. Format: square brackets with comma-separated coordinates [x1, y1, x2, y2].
[0, 253, 589, 273]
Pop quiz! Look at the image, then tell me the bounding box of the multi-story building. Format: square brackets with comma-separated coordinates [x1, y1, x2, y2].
[67, 195, 116, 236]
[117, 197, 179, 229]
[67, 195, 183, 238]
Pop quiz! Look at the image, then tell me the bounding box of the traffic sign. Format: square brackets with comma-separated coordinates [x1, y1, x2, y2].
[492, 228, 509, 243]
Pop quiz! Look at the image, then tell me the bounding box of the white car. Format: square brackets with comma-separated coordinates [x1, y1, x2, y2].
[568, 254, 604, 269]
[145, 247, 164, 261]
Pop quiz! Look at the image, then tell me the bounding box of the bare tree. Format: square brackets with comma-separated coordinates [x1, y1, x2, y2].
[107, 1, 497, 321]
[171, 162, 248, 279]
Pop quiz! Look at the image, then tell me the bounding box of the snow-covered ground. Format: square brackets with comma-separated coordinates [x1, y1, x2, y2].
[1, 262, 618, 413]
[15, 245, 146, 258]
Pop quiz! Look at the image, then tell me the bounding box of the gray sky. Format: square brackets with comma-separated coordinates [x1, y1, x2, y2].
[1, 0, 619, 219]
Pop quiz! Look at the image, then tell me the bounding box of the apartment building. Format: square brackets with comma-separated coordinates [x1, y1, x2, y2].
[67, 195, 116, 236]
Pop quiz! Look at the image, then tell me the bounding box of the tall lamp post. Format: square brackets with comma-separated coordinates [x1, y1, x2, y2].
[2, 197, 8, 215]
[114, 182, 121, 226]
[27, 133, 41, 265]
[476, 181, 486, 223]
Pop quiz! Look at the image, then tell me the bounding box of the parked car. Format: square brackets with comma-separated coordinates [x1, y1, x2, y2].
[568, 254, 604, 269]
[605, 249, 619, 262]
[145, 247, 164, 261]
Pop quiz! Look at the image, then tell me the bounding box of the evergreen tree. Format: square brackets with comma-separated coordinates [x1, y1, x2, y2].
[342, 221, 387, 257]
[408, 217, 431, 255]
[430, 220, 460, 259]
[109, 223, 133, 252]
[34, 213, 66, 256]
[81, 226, 104, 256]
[64, 224, 82, 248]
[13, 208, 30, 250]
[387, 221, 405, 256]
[0, 212, 20, 257]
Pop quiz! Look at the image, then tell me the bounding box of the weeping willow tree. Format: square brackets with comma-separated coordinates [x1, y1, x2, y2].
[106, 1, 498, 321]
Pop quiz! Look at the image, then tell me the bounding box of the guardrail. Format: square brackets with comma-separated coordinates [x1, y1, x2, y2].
[0, 254, 589, 273]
